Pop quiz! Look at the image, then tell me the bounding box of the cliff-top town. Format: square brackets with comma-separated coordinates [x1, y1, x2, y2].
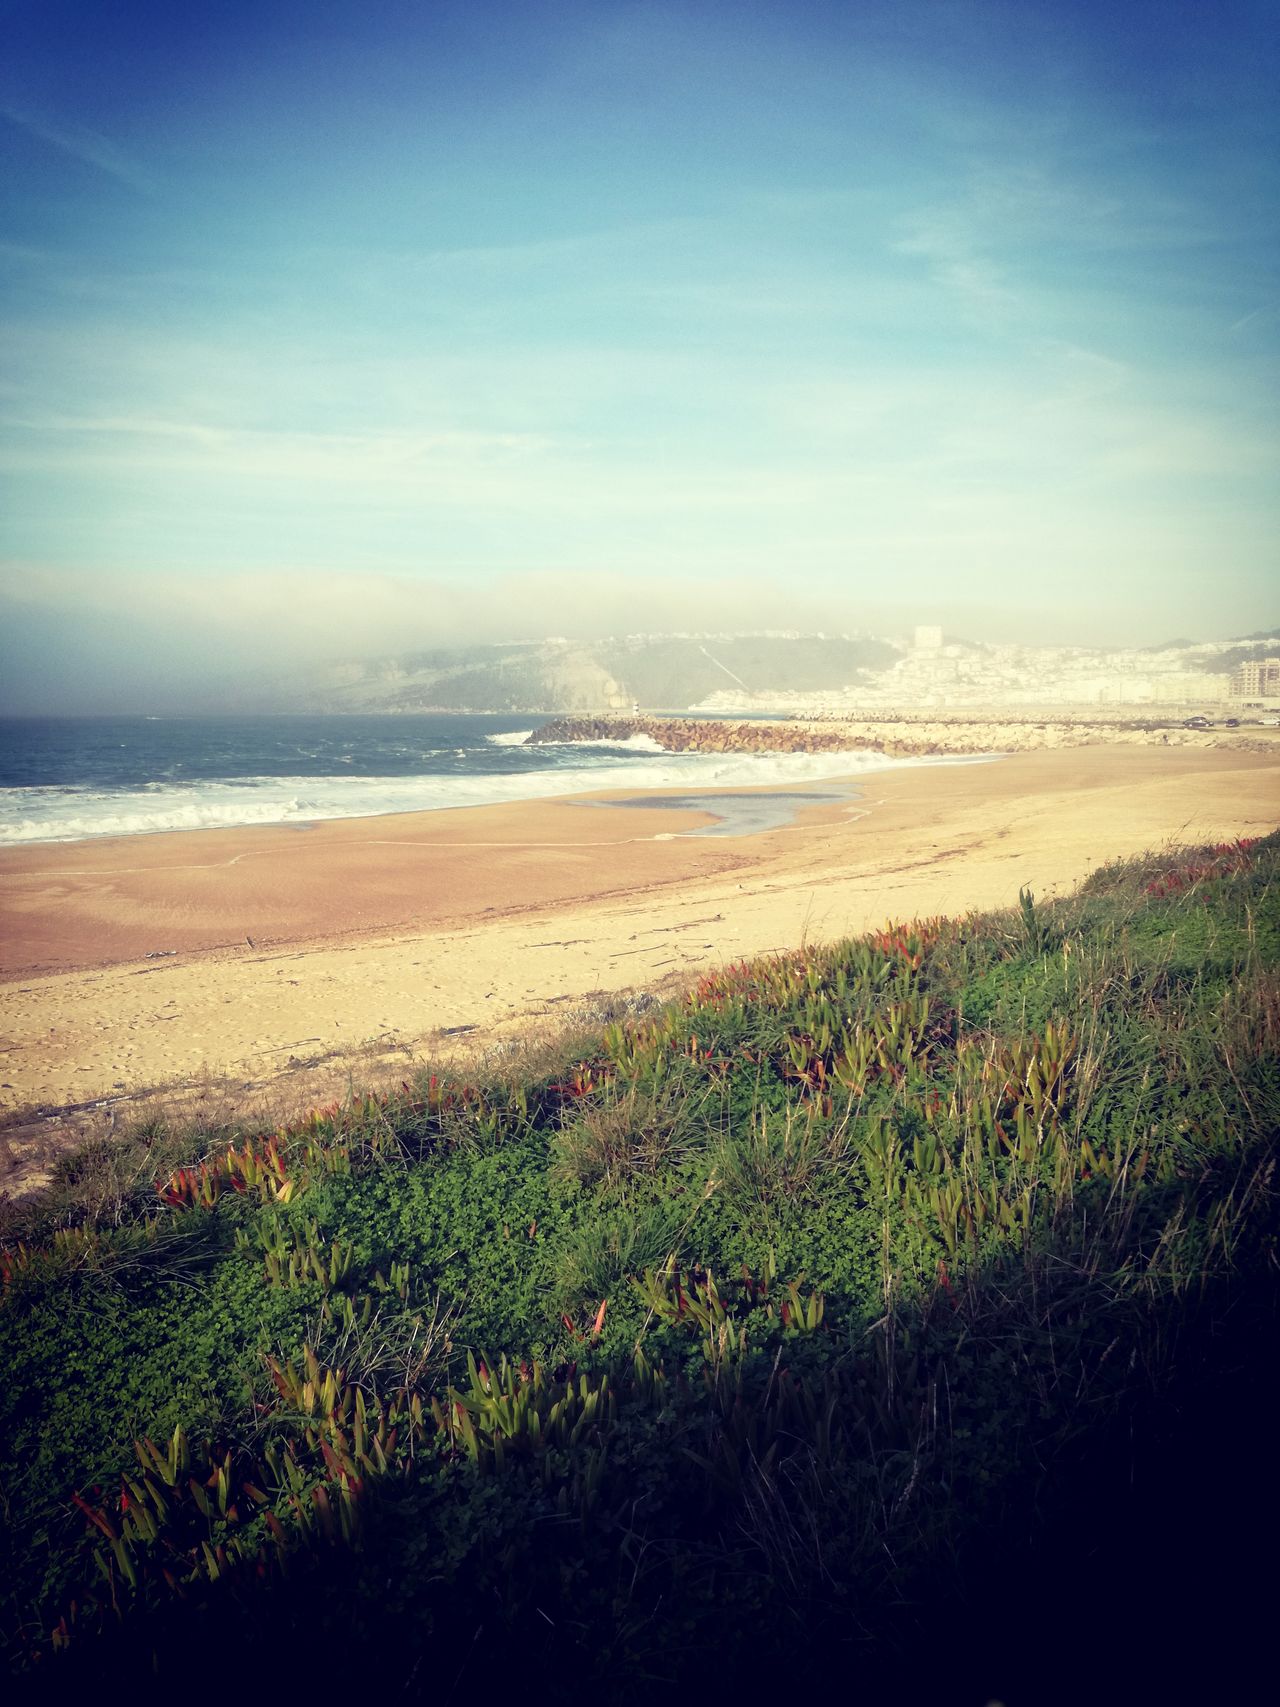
[692, 626, 1280, 716]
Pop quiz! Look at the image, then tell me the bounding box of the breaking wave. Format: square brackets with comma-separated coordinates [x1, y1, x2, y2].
[0, 748, 922, 845]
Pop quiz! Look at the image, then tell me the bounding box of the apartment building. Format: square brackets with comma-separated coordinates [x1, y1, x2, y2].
[1230, 658, 1280, 698]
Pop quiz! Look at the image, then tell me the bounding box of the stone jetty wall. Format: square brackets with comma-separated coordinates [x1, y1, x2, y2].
[525, 714, 1275, 758]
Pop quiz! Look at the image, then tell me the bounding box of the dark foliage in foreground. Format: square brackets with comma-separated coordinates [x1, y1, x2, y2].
[2, 835, 1278, 1703]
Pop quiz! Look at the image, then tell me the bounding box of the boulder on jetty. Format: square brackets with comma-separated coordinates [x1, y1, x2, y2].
[525, 713, 1271, 758]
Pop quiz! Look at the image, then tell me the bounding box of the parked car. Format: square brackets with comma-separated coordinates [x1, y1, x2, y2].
[1182, 715, 1212, 729]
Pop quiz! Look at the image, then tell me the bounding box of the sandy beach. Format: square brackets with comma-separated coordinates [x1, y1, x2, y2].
[2, 743, 1278, 1195]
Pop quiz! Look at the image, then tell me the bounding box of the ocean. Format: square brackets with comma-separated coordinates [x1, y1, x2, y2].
[0, 714, 908, 846]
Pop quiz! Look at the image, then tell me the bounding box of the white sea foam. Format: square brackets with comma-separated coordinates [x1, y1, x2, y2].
[484, 729, 535, 746]
[0, 748, 955, 846]
[551, 732, 668, 753]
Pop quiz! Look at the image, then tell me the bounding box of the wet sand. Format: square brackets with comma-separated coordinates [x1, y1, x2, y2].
[0, 791, 753, 977]
[1, 744, 1277, 1195]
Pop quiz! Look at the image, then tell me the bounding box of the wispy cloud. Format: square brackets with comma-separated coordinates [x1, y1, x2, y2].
[891, 159, 1214, 330]
[1229, 302, 1279, 335]
[0, 406, 844, 523]
[408, 218, 699, 274]
[0, 104, 152, 193]
[0, 411, 574, 498]
[893, 210, 1018, 316]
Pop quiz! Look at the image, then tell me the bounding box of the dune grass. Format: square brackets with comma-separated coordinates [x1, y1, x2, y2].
[2, 833, 1277, 1700]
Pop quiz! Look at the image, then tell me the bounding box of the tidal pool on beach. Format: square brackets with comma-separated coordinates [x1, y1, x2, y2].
[575, 787, 861, 838]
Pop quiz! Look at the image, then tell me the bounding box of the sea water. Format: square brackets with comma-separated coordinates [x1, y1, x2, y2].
[0, 714, 915, 846]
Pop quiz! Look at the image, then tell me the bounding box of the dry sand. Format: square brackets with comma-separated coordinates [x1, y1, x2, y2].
[2, 745, 1278, 1196]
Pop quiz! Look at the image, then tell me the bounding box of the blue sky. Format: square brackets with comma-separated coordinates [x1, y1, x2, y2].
[1, 0, 1277, 705]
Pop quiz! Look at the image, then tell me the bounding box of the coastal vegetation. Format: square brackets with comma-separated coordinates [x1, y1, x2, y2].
[2, 835, 1277, 1698]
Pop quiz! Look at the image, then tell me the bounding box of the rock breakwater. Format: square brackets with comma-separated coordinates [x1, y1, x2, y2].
[526, 715, 868, 755]
[526, 714, 1275, 758]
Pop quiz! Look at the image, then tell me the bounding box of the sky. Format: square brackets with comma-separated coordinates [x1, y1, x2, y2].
[1, 0, 1277, 709]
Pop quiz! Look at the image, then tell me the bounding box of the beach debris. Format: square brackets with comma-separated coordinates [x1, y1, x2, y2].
[144, 950, 176, 959]
[637, 914, 724, 935]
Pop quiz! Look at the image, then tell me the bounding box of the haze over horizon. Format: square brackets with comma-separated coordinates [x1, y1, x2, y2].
[2, 0, 1277, 713]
